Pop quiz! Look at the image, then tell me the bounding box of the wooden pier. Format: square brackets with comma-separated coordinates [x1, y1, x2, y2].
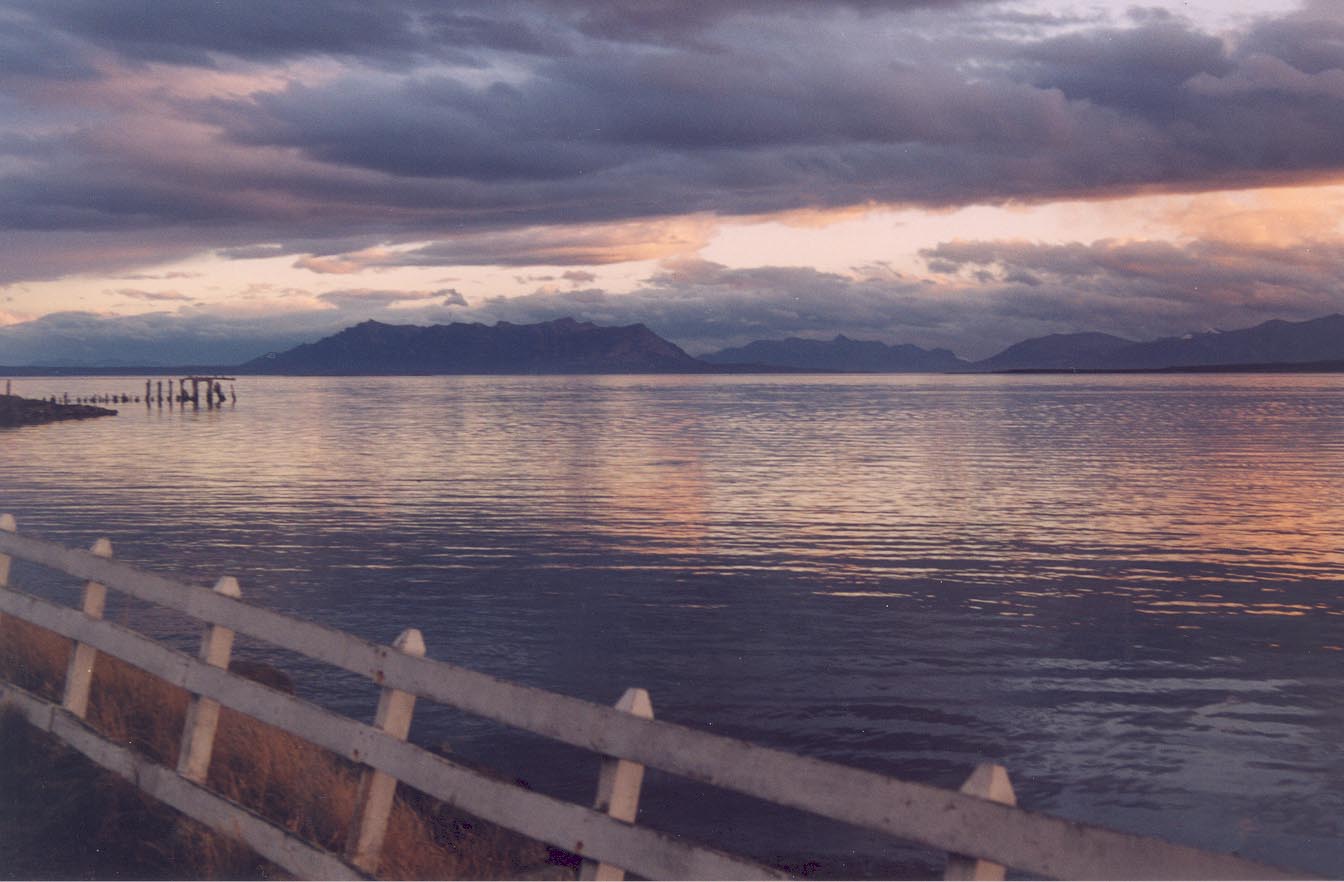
[2, 377, 238, 410]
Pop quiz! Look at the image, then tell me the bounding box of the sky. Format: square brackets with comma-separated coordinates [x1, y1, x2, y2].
[3, 0, 1344, 364]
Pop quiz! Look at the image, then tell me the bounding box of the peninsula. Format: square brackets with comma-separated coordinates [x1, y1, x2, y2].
[0, 394, 116, 428]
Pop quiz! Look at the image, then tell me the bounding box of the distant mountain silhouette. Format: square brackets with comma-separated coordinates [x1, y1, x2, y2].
[242, 318, 710, 374]
[973, 332, 1136, 371]
[701, 335, 968, 372]
[974, 314, 1344, 371]
[1098, 314, 1344, 369]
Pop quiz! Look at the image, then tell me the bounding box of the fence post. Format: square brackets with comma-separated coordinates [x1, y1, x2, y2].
[0, 514, 14, 588]
[61, 537, 114, 719]
[579, 688, 654, 882]
[0, 515, 14, 633]
[944, 763, 1017, 881]
[176, 576, 242, 783]
[344, 627, 425, 874]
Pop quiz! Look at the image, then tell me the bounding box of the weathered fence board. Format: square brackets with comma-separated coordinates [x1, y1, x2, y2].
[945, 763, 1016, 881]
[0, 680, 365, 881]
[0, 524, 1312, 881]
[176, 576, 242, 783]
[581, 687, 655, 882]
[345, 627, 425, 874]
[0, 513, 13, 585]
[0, 584, 785, 880]
[61, 537, 112, 719]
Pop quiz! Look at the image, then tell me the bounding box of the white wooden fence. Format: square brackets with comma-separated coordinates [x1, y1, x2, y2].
[0, 515, 1310, 880]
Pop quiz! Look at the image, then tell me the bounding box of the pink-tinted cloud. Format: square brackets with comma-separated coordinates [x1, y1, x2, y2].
[289, 219, 717, 272]
[107, 288, 194, 302]
[316, 288, 464, 308]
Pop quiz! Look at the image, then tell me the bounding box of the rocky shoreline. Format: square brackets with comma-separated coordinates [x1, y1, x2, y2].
[0, 394, 117, 428]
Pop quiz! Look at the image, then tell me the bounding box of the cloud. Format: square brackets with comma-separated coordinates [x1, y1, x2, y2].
[116, 271, 202, 280]
[5, 0, 1344, 293]
[919, 236, 1344, 341]
[291, 218, 716, 272]
[315, 288, 457, 308]
[453, 232, 1344, 357]
[1015, 19, 1232, 121]
[11, 1, 425, 66]
[0, 309, 320, 365]
[459, 259, 964, 353]
[0, 287, 480, 365]
[0, 10, 97, 80]
[108, 288, 194, 302]
[13, 1, 979, 67]
[6, 226, 1344, 366]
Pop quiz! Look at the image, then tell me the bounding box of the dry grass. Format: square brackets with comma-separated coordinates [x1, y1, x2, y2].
[0, 614, 563, 880]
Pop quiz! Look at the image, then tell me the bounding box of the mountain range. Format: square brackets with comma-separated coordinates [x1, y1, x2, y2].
[700, 335, 967, 372]
[701, 313, 1344, 373]
[969, 314, 1344, 371]
[4, 313, 1343, 375]
[243, 317, 710, 374]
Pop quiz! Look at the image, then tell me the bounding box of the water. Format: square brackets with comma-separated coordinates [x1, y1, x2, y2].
[2, 374, 1342, 877]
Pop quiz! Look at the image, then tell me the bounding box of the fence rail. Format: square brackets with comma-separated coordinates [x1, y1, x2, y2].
[0, 516, 1309, 880]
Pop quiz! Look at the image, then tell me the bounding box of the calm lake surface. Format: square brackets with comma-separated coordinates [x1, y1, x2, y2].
[3, 373, 1343, 877]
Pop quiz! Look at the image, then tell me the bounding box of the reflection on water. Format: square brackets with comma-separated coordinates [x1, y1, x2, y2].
[2, 373, 1343, 876]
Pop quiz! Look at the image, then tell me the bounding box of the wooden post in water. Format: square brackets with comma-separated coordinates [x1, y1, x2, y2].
[579, 688, 654, 881]
[62, 537, 114, 720]
[944, 763, 1017, 881]
[344, 627, 425, 874]
[177, 576, 242, 783]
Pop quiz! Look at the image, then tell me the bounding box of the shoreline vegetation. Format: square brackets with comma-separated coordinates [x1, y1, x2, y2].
[0, 393, 117, 429]
[0, 615, 572, 880]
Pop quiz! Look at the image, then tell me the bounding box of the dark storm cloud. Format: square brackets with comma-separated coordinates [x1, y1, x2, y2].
[1239, 2, 1344, 75]
[10, 0, 967, 69]
[0, 11, 96, 79]
[522, 0, 974, 43]
[6, 0, 1344, 289]
[1015, 19, 1232, 120]
[11, 0, 425, 65]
